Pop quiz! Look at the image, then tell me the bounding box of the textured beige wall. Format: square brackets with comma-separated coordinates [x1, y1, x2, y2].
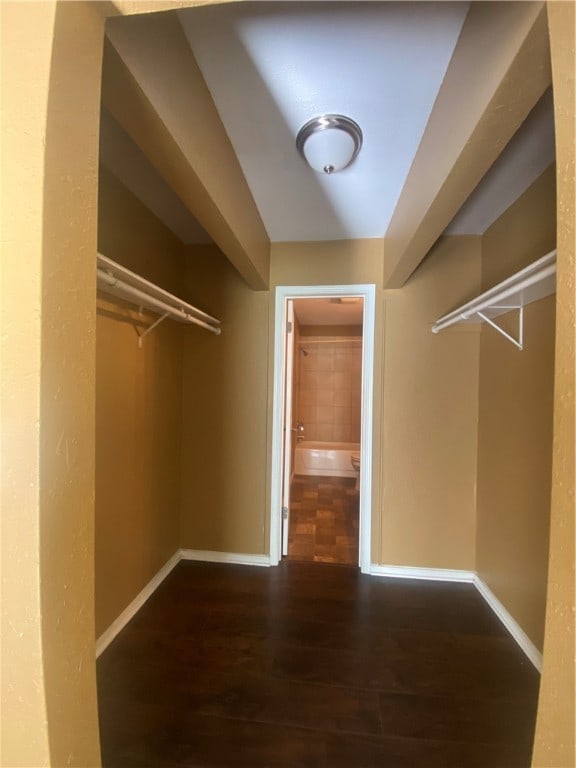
[96, 168, 184, 636]
[178, 241, 381, 556]
[1, 2, 104, 766]
[380, 236, 482, 569]
[272, 238, 481, 568]
[180, 246, 270, 554]
[476, 168, 556, 652]
[2, 5, 57, 763]
[2, 1, 573, 765]
[532, 3, 575, 764]
[272, 240, 384, 288]
[481, 166, 557, 290]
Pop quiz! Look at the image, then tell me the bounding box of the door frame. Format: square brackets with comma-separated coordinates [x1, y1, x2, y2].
[281, 299, 295, 557]
[270, 284, 376, 574]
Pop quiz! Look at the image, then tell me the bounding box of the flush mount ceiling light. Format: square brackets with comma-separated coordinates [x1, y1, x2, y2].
[296, 114, 363, 175]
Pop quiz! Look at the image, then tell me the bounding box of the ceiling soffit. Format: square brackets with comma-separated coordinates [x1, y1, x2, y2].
[99, 108, 212, 245]
[383, 2, 552, 287]
[445, 90, 555, 235]
[104, 13, 270, 290]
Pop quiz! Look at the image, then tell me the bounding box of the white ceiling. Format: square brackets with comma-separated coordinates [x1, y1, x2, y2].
[102, 3, 556, 252]
[178, 2, 470, 241]
[293, 297, 363, 326]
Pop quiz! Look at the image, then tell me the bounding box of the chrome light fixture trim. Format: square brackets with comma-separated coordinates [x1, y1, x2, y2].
[296, 114, 363, 174]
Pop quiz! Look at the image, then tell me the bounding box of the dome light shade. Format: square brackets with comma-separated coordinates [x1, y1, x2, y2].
[296, 115, 362, 174]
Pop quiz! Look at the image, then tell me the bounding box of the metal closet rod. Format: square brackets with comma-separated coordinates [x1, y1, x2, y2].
[96, 253, 221, 336]
[97, 270, 220, 335]
[431, 250, 556, 334]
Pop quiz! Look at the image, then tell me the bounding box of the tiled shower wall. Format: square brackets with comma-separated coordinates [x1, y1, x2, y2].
[297, 336, 362, 443]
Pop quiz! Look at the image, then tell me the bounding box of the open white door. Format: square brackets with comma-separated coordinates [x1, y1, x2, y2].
[281, 300, 295, 556]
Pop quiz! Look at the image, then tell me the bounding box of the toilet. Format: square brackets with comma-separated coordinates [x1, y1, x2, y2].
[350, 452, 360, 490]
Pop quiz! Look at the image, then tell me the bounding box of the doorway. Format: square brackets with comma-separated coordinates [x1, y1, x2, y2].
[270, 285, 376, 573]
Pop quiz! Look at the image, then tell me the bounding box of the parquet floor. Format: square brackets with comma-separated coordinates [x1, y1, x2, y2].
[287, 475, 359, 565]
[98, 560, 540, 768]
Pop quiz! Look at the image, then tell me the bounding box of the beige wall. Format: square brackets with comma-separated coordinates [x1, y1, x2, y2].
[272, 238, 481, 568]
[180, 237, 479, 570]
[180, 246, 270, 554]
[2, 1, 574, 765]
[532, 2, 575, 763]
[1, 2, 104, 765]
[380, 236, 482, 569]
[480, 166, 557, 291]
[476, 167, 556, 652]
[95, 168, 184, 635]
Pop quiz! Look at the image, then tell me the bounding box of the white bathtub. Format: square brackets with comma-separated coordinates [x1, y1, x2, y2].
[293, 441, 360, 478]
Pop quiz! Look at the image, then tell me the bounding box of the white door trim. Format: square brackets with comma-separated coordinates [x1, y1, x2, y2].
[270, 284, 376, 574]
[281, 300, 295, 556]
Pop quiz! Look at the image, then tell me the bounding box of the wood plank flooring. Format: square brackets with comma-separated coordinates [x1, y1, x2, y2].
[98, 560, 540, 768]
[288, 476, 359, 565]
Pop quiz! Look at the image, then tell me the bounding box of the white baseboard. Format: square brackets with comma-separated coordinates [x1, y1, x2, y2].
[179, 549, 271, 567]
[369, 564, 541, 670]
[96, 549, 269, 657]
[95, 550, 181, 658]
[96, 551, 541, 673]
[473, 575, 543, 672]
[370, 564, 475, 582]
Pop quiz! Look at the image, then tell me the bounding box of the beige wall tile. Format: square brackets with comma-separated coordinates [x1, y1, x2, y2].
[333, 424, 351, 443]
[333, 405, 351, 425]
[299, 405, 315, 424]
[350, 369, 362, 389]
[300, 388, 315, 406]
[301, 351, 317, 370]
[334, 389, 351, 407]
[305, 424, 317, 441]
[316, 388, 335, 407]
[301, 371, 318, 389]
[335, 352, 353, 371]
[316, 423, 333, 442]
[317, 371, 335, 391]
[316, 405, 333, 424]
[334, 371, 351, 389]
[317, 352, 334, 371]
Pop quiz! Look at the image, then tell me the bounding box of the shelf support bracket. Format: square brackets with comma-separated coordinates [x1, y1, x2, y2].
[136, 312, 170, 348]
[475, 306, 524, 350]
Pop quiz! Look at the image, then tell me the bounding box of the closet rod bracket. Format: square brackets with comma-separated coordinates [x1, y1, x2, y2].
[137, 312, 170, 348]
[474, 305, 524, 350]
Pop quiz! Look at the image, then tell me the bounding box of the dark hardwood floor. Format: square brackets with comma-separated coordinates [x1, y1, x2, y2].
[288, 475, 359, 565]
[98, 560, 540, 768]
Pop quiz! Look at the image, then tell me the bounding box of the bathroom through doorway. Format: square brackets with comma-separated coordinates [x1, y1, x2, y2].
[270, 285, 375, 573]
[289, 299, 363, 565]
